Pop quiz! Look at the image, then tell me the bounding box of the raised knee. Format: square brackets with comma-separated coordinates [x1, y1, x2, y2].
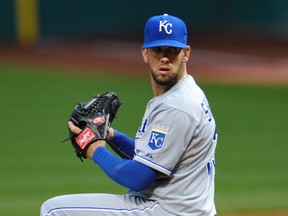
[40, 196, 59, 216]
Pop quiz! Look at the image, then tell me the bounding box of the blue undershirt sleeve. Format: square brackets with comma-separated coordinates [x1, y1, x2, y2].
[93, 146, 157, 191]
[107, 129, 135, 159]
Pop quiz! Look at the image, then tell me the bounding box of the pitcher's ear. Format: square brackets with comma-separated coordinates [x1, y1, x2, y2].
[142, 48, 148, 63]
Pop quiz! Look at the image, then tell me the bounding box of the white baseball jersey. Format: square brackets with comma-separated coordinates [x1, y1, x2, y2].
[131, 75, 217, 216]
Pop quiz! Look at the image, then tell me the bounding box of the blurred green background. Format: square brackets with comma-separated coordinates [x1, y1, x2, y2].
[1, 0, 288, 44]
[0, 63, 287, 215]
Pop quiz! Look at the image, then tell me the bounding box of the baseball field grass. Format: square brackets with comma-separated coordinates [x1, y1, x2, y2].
[0, 62, 287, 215]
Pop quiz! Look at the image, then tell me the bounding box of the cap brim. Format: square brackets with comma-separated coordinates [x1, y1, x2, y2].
[142, 40, 188, 49]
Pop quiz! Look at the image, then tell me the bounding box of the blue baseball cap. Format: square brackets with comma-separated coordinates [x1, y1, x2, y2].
[142, 14, 188, 49]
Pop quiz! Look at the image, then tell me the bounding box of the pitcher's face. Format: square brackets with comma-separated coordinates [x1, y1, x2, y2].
[142, 46, 190, 86]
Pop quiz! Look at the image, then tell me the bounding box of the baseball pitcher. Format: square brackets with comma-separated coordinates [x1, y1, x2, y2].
[41, 14, 218, 216]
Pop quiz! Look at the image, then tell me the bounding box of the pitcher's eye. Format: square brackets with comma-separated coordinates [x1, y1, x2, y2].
[169, 47, 182, 54]
[151, 47, 161, 53]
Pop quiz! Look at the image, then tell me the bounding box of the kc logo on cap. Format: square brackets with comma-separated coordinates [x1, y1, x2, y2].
[159, 20, 172, 34]
[142, 13, 188, 49]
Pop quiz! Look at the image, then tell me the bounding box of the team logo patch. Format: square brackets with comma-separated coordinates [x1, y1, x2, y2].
[148, 124, 169, 151]
[76, 127, 96, 149]
[93, 116, 105, 125]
